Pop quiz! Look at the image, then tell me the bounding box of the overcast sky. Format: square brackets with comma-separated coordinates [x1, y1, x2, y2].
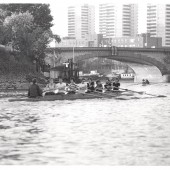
[49, 0, 147, 36]
[2, 0, 170, 37]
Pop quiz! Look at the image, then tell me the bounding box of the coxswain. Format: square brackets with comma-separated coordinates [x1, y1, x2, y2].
[28, 78, 42, 98]
[86, 78, 95, 93]
[95, 80, 103, 92]
[43, 78, 57, 96]
[112, 78, 120, 90]
[104, 77, 112, 91]
[66, 77, 79, 94]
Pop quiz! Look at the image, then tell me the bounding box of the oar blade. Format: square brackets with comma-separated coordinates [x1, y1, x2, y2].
[157, 95, 167, 97]
[138, 92, 145, 95]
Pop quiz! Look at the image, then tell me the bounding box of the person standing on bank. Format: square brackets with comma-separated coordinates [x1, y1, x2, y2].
[28, 78, 42, 98]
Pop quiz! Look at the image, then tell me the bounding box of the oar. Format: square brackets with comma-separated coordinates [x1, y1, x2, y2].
[118, 87, 144, 94]
[94, 91, 119, 98]
[127, 82, 141, 86]
[77, 91, 107, 98]
[118, 87, 166, 98]
[142, 92, 166, 98]
[42, 89, 58, 97]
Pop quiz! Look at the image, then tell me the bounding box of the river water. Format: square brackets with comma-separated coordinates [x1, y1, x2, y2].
[0, 83, 170, 165]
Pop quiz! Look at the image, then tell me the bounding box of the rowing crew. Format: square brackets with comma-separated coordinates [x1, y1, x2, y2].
[142, 79, 150, 86]
[28, 77, 120, 98]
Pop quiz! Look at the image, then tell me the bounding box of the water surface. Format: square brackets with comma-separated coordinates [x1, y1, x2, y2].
[0, 83, 170, 165]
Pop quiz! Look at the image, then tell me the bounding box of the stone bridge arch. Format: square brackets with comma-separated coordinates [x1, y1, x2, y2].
[46, 47, 170, 82]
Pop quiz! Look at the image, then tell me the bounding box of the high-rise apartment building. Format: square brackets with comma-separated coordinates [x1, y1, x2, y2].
[68, 4, 95, 39]
[147, 4, 170, 46]
[99, 3, 138, 38]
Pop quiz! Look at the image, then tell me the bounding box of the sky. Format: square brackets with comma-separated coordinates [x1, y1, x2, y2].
[49, 0, 147, 36]
[2, 0, 170, 37]
[48, 0, 170, 37]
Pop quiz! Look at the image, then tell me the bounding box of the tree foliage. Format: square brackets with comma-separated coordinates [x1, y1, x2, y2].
[0, 9, 7, 44]
[3, 12, 55, 63]
[3, 12, 34, 54]
[1, 3, 53, 30]
[0, 9, 7, 23]
[0, 4, 61, 72]
[53, 34, 61, 44]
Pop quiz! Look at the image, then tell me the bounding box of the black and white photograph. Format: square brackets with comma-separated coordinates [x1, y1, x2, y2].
[0, 0, 170, 168]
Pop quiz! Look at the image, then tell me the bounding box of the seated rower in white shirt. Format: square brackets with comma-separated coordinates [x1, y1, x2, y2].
[55, 77, 67, 94]
[78, 79, 87, 93]
[43, 78, 57, 96]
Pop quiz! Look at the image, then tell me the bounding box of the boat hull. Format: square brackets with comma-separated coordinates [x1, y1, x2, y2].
[8, 91, 126, 102]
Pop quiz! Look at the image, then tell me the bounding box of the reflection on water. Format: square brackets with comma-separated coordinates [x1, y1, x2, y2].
[0, 83, 170, 165]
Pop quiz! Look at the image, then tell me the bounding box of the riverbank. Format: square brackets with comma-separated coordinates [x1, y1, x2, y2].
[0, 44, 47, 90]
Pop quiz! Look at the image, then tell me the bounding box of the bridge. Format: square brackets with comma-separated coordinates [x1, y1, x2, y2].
[46, 47, 170, 82]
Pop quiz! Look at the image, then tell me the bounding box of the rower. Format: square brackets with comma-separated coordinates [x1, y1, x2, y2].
[112, 78, 120, 90]
[86, 78, 95, 93]
[142, 79, 146, 86]
[66, 77, 79, 94]
[55, 77, 67, 94]
[43, 78, 56, 96]
[28, 78, 42, 98]
[145, 79, 150, 84]
[95, 80, 103, 92]
[78, 79, 87, 93]
[104, 78, 112, 91]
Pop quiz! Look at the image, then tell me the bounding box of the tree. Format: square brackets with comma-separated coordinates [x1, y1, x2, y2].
[53, 34, 61, 44]
[0, 4, 61, 73]
[0, 4, 53, 30]
[3, 12, 34, 53]
[0, 9, 7, 44]
[0, 8, 7, 23]
[3, 11, 60, 72]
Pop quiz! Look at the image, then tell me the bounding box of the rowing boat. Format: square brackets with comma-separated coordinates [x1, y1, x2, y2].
[8, 90, 130, 102]
[142, 84, 150, 86]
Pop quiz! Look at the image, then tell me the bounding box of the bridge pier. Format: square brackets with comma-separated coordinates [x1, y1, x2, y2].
[163, 74, 170, 82]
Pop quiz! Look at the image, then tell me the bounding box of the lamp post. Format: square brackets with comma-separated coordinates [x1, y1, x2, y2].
[73, 46, 74, 63]
[145, 31, 150, 47]
[146, 33, 147, 47]
[109, 37, 112, 47]
[144, 33, 147, 47]
[33, 60, 36, 71]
